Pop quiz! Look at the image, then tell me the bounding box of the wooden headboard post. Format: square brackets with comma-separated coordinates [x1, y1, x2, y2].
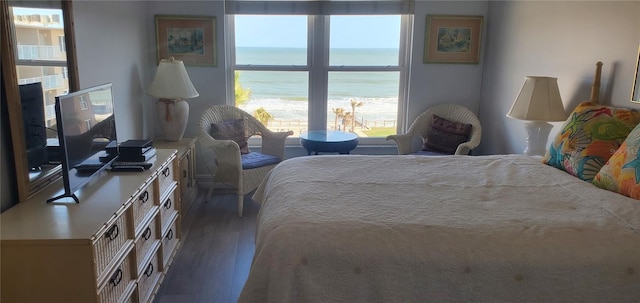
[589, 61, 603, 104]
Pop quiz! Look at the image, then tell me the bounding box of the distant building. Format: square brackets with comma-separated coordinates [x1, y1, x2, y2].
[13, 11, 69, 128]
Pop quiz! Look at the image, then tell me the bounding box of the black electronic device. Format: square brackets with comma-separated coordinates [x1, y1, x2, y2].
[118, 147, 156, 163]
[119, 139, 152, 148]
[119, 139, 152, 153]
[110, 165, 144, 172]
[112, 161, 153, 170]
[46, 142, 62, 163]
[19, 82, 48, 170]
[47, 83, 118, 203]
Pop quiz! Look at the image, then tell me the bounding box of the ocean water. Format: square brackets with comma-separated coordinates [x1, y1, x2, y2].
[236, 47, 399, 125]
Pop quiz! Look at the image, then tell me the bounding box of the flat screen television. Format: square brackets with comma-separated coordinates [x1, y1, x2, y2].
[47, 83, 118, 203]
[19, 82, 48, 170]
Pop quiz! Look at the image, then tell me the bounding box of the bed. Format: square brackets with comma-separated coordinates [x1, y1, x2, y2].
[238, 64, 640, 302]
[239, 154, 639, 302]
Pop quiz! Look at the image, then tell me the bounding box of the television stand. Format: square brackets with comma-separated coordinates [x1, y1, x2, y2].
[46, 193, 80, 203]
[1, 149, 182, 303]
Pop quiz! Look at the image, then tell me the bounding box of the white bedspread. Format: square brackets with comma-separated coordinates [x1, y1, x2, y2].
[239, 155, 640, 303]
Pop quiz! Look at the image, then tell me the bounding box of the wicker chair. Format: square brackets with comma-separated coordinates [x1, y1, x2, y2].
[198, 105, 293, 217]
[386, 104, 482, 155]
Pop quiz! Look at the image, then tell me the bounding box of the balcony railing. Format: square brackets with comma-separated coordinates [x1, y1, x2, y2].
[45, 104, 56, 121]
[17, 44, 65, 61]
[18, 75, 65, 90]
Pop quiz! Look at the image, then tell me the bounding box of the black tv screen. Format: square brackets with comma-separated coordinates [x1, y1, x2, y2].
[19, 82, 48, 170]
[47, 83, 118, 203]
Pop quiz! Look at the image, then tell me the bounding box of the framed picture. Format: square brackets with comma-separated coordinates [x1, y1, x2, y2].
[631, 46, 640, 103]
[423, 15, 483, 64]
[155, 15, 216, 66]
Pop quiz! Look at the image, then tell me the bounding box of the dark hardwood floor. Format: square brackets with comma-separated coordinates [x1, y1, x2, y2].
[154, 187, 259, 303]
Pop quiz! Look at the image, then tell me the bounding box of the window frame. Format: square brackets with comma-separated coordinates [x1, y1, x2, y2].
[225, 14, 413, 146]
[2, 0, 79, 202]
[13, 6, 69, 73]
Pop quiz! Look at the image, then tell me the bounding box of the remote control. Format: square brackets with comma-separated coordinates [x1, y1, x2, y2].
[112, 162, 152, 169]
[110, 166, 144, 172]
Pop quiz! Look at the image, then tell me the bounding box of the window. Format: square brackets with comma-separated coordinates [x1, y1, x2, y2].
[11, 5, 70, 129]
[58, 35, 66, 52]
[79, 95, 89, 110]
[228, 12, 412, 144]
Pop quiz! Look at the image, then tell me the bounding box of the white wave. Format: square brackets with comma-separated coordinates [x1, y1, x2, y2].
[240, 97, 398, 122]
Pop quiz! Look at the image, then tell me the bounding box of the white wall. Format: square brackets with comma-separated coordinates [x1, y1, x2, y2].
[408, 1, 488, 130]
[142, 1, 227, 141]
[73, 0, 153, 142]
[479, 1, 640, 155]
[73, 0, 228, 142]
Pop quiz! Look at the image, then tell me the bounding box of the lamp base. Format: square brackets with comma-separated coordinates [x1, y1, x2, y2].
[156, 99, 189, 142]
[523, 120, 553, 156]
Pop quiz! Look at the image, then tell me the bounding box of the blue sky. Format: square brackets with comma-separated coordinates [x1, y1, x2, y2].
[235, 15, 401, 49]
[13, 8, 400, 49]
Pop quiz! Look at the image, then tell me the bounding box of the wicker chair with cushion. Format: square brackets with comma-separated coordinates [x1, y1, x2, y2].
[198, 105, 293, 217]
[386, 104, 481, 156]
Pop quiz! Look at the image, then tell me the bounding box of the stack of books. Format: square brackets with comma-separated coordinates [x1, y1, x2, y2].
[118, 139, 156, 162]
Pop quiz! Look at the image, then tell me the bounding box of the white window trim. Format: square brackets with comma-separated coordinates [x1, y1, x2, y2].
[225, 14, 413, 146]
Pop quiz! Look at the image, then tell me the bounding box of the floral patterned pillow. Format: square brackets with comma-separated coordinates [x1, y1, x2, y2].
[210, 119, 250, 154]
[423, 115, 472, 155]
[593, 123, 640, 199]
[542, 102, 640, 182]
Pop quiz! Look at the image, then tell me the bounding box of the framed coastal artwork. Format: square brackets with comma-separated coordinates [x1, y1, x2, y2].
[423, 15, 483, 64]
[155, 15, 216, 66]
[631, 46, 640, 103]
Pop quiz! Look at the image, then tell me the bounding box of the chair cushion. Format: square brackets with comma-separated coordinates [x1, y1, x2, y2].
[210, 119, 250, 154]
[422, 115, 472, 155]
[542, 101, 640, 182]
[241, 152, 280, 169]
[592, 121, 640, 199]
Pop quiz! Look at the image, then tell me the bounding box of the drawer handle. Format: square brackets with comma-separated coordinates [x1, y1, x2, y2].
[138, 190, 149, 203]
[164, 198, 172, 209]
[162, 167, 170, 177]
[142, 227, 152, 240]
[144, 263, 154, 277]
[166, 229, 173, 240]
[183, 170, 187, 178]
[105, 224, 119, 241]
[110, 268, 123, 287]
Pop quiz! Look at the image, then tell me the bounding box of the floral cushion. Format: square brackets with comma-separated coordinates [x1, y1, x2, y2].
[210, 119, 250, 154]
[542, 102, 640, 182]
[593, 123, 640, 199]
[422, 115, 472, 155]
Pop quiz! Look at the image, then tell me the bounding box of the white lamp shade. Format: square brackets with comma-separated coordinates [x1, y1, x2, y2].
[147, 58, 199, 99]
[507, 76, 566, 122]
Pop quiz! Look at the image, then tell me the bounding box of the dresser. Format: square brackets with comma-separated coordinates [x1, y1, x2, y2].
[1, 149, 181, 303]
[153, 138, 197, 218]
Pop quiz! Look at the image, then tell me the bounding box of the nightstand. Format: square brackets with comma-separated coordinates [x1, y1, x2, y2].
[154, 138, 197, 219]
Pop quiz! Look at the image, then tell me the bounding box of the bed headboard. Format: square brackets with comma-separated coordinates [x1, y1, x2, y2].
[590, 61, 603, 104]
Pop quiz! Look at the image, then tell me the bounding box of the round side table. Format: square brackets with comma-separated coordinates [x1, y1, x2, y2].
[299, 130, 359, 155]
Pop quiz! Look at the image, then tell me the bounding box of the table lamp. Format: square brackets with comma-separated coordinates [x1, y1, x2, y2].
[507, 76, 567, 156]
[147, 57, 199, 142]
